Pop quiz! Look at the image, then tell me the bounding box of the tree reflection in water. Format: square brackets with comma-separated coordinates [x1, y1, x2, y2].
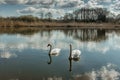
[0, 29, 120, 80]
[63, 29, 106, 42]
[0, 28, 115, 42]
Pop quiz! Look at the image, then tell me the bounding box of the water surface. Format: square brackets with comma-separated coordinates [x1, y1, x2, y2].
[0, 29, 120, 80]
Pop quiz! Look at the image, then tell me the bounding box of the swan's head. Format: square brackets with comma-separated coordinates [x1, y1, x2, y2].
[47, 44, 51, 47]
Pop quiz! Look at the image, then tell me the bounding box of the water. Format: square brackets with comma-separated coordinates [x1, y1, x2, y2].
[0, 29, 120, 80]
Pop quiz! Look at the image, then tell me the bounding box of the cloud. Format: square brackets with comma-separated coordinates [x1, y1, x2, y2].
[0, 0, 119, 17]
[110, 1, 120, 11]
[0, 51, 17, 59]
[96, 0, 112, 3]
[0, 30, 120, 54]
[0, 0, 54, 5]
[84, 0, 103, 8]
[107, 0, 120, 16]
[17, 6, 65, 17]
[26, 0, 54, 5]
[17, 7, 37, 14]
[0, 0, 5, 4]
[47, 76, 62, 80]
[0, 0, 113, 17]
[73, 63, 120, 80]
[86, 42, 109, 54]
[56, 0, 84, 9]
[0, 31, 82, 51]
[4, 0, 28, 4]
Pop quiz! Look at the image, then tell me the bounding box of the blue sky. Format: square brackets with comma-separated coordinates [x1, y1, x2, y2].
[0, 0, 119, 18]
[0, 4, 24, 17]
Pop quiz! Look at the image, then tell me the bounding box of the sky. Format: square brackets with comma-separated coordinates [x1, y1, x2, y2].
[0, 0, 120, 18]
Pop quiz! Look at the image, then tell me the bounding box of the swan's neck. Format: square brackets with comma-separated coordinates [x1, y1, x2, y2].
[69, 45, 72, 59]
[49, 45, 52, 54]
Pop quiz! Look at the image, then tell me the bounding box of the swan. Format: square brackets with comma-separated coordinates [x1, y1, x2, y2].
[47, 43, 61, 56]
[69, 44, 81, 61]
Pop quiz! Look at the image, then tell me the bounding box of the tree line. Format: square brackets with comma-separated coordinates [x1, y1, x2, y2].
[0, 8, 120, 24]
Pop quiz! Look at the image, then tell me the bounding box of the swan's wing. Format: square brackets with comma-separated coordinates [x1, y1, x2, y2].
[51, 48, 61, 56]
[72, 50, 81, 55]
[72, 50, 81, 58]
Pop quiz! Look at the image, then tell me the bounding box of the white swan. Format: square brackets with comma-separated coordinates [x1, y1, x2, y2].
[47, 44, 61, 56]
[69, 44, 81, 60]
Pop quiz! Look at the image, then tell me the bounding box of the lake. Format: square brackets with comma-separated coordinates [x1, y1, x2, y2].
[0, 29, 120, 80]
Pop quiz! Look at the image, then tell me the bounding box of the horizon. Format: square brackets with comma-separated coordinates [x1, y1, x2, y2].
[0, 0, 120, 18]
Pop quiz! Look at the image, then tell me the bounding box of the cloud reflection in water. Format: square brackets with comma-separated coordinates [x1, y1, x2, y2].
[0, 30, 120, 54]
[0, 51, 17, 59]
[73, 63, 120, 80]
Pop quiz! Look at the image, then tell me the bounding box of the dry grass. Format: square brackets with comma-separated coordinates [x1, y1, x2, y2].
[0, 20, 120, 29]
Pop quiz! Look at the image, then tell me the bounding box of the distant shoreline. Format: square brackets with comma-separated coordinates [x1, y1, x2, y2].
[0, 23, 120, 35]
[0, 22, 120, 29]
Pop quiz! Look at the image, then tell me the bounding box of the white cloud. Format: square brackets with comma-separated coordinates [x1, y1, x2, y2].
[0, 0, 54, 5]
[73, 63, 120, 80]
[56, 0, 84, 8]
[4, 0, 28, 4]
[98, 67, 120, 80]
[0, 51, 17, 59]
[17, 7, 37, 14]
[17, 6, 65, 18]
[0, 31, 82, 51]
[111, 2, 120, 11]
[47, 77, 63, 80]
[15, 0, 84, 17]
[0, 0, 119, 17]
[87, 42, 109, 54]
[84, 0, 103, 8]
[26, 0, 54, 5]
[96, 0, 112, 3]
[0, 0, 5, 4]
[0, 30, 120, 54]
[107, 0, 120, 16]
[13, 0, 119, 17]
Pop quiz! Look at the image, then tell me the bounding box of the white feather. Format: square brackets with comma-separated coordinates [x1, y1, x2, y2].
[50, 48, 61, 56]
[71, 49, 81, 58]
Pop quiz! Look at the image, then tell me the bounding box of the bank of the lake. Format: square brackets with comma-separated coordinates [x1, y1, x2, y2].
[0, 21, 120, 29]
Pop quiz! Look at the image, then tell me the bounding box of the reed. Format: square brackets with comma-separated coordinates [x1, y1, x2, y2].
[0, 16, 119, 29]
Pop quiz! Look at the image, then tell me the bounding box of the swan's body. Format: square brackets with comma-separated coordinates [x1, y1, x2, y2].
[50, 48, 61, 56]
[69, 44, 81, 60]
[71, 50, 81, 58]
[47, 44, 61, 56]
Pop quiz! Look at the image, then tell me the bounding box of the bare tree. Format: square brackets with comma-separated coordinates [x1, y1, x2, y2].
[39, 12, 44, 19]
[63, 13, 73, 21]
[45, 12, 52, 21]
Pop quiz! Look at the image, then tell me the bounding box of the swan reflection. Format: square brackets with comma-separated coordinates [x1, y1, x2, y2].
[47, 54, 52, 64]
[69, 58, 72, 72]
[69, 57, 80, 72]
